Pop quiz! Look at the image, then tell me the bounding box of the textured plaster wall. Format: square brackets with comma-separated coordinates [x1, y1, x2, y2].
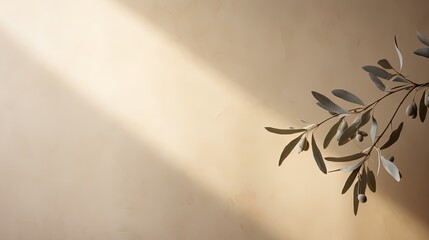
[0, 0, 428, 239]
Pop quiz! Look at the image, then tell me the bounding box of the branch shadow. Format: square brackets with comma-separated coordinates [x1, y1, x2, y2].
[0, 30, 281, 240]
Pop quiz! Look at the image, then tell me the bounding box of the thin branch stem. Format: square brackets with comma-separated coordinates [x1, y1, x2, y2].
[312, 83, 415, 131]
[366, 85, 418, 157]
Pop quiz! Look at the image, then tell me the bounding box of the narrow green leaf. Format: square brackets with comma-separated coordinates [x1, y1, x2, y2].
[368, 73, 386, 91]
[380, 122, 404, 150]
[381, 156, 401, 182]
[392, 76, 409, 83]
[325, 152, 367, 162]
[353, 182, 359, 216]
[330, 160, 364, 173]
[341, 161, 364, 172]
[362, 65, 394, 79]
[311, 91, 348, 114]
[357, 109, 372, 128]
[311, 135, 327, 174]
[359, 168, 367, 194]
[367, 169, 376, 193]
[342, 167, 360, 194]
[332, 89, 365, 105]
[414, 48, 429, 58]
[278, 134, 304, 166]
[316, 102, 336, 115]
[323, 117, 344, 149]
[370, 116, 378, 143]
[417, 31, 429, 46]
[265, 127, 306, 135]
[338, 121, 360, 146]
[419, 90, 427, 122]
[377, 59, 393, 69]
[377, 150, 381, 176]
[394, 35, 403, 71]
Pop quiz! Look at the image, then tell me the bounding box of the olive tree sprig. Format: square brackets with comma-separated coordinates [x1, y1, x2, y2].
[266, 31, 429, 215]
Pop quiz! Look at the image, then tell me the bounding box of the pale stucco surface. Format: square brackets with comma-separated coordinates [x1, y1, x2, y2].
[0, 0, 429, 239]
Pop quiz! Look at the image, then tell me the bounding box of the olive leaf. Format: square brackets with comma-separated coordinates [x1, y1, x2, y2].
[359, 168, 367, 194]
[312, 91, 348, 114]
[278, 134, 305, 166]
[414, 48, 429, 58]
[325, 152, 367, 162]
[316, 102, 336, 115]
[380, 122, 404, 150]
[362, 65, 394, 80]
[332, 89, 365, 106]
[391, 76, 409, 83]
[419, 90, 427, 122]
[394, 35, 403, 71]
[367, 169, 376, 193]
[381, 155, 401, 182]
[338, 120, 360, 146]
[323, 117, 344, 148]
[370, 116, 378, 143]
[330, 160, 364, 172]
[265, 127, 307, 135]
[376, 149, 382, 176]
[390, 84, 408, 91]
[353, 182, 359, 216]
[357, 109, 372, 128]
[377, 59, 393, 69]
[368, 73, 386, 91]
[342, 167, 360, 194]
[311, 135, 327, 174]
[342, 161, 364, 172]
[417, 31, 429, 46]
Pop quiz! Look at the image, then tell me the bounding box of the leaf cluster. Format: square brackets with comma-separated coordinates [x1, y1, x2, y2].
[265, 32, 429, 215]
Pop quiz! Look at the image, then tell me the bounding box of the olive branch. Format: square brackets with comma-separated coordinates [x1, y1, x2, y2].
[266, 32, 429, 215]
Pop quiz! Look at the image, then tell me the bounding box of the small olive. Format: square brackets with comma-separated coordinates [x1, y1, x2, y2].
[388, 156, 395, 162]
[358, 194, 367, 203]
[405, 101, 417, 118]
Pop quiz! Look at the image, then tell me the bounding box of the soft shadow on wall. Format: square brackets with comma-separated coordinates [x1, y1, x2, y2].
[117, 0, 429, 119]
[117, 0, 429, 226]
[0, 31, 280, 240]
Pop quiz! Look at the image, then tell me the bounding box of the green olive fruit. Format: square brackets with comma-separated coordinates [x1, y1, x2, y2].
[406, 102, 417, 118]
[358, 194, 367, 203]
[355, 133, 364, 142]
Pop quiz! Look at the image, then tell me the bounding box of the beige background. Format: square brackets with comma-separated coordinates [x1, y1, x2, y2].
[0, 0, 429, 239]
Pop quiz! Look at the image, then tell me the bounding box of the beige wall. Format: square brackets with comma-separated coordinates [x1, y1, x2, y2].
[0, 0, 428, 239]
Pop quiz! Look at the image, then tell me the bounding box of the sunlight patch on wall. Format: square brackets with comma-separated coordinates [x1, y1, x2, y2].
[0, 0, 428, 239]
[0, 0, 298, 238]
